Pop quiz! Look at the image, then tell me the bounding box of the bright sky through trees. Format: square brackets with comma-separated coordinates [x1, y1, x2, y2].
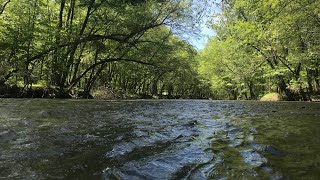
[188, 0, 219, 50]
[189, 20, 215, 50]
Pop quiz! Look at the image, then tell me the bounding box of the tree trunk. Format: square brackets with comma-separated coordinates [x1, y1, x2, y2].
[306, 68, 313, 95]
[315, 69, 320, 94]
[248, 81, 256, 100]
[278, 78, 295, 101]
[62, 0, 95, 88]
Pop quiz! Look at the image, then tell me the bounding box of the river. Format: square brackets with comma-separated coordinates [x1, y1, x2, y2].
[0, 99, 319, 179]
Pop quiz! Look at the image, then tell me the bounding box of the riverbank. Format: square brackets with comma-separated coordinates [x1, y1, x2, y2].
[259, 92, 320, 102]
[0, 85, 57, 98]
[0, 85, 184, 100]
[1, 85, 319, 101]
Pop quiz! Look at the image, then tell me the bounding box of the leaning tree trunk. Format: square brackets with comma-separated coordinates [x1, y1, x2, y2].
[277, 78, 295, 101]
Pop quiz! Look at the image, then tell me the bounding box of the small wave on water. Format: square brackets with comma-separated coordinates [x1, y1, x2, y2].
[0, 99, 319, 179]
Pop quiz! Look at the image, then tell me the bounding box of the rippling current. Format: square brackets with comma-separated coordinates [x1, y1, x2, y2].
[0, 99, 319, 179]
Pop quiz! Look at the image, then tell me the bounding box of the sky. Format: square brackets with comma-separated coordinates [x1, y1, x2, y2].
[187, 0, 220, 50]
[189, 23, 215, 50]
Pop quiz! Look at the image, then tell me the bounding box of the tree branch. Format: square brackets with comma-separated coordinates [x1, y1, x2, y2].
[0, 0, 10, 16]
[26, 21, 165, 64]
[0, 69, 18, 85]
[277, 56, 296, 76]
[67, 58, 155, 91]
[247, 43, 275, 69]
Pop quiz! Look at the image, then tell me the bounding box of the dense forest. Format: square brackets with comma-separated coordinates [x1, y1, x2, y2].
[198, 0, 320, 101]
[0, 0, 212, 99]
[0, 0, 319, 101]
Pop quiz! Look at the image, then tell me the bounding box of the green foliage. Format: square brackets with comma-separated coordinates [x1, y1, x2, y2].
[0, 0, 211, 99]
[198, 0, 320, 101]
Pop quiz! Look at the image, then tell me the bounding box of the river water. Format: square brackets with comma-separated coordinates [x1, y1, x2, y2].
[0, 99, 319, 179]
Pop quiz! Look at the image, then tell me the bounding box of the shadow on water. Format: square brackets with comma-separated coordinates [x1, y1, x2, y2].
[0, 99, 319, 179]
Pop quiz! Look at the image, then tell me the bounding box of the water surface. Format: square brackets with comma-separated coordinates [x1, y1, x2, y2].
[0, 99, 319, 179]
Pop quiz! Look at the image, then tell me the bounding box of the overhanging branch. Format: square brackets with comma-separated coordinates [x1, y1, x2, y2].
[67, 58, 155, 91]
[0, 0, 10, 16]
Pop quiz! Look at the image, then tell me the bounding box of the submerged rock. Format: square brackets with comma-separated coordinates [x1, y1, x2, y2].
[248, 142, 283, 156]
[240, 149, 267, 167]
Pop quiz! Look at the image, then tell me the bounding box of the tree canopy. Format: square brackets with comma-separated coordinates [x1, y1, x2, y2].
[0, 0, 212, 98]
[198, 0, 320, 100]
[1, 0, 318, 101]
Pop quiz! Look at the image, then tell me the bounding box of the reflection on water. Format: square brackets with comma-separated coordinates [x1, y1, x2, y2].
[0, 99, 319, 179]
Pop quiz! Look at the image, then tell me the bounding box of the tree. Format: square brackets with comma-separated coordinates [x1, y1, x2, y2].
[199, 0, 320, 101]
[0, 0, 212, 99]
